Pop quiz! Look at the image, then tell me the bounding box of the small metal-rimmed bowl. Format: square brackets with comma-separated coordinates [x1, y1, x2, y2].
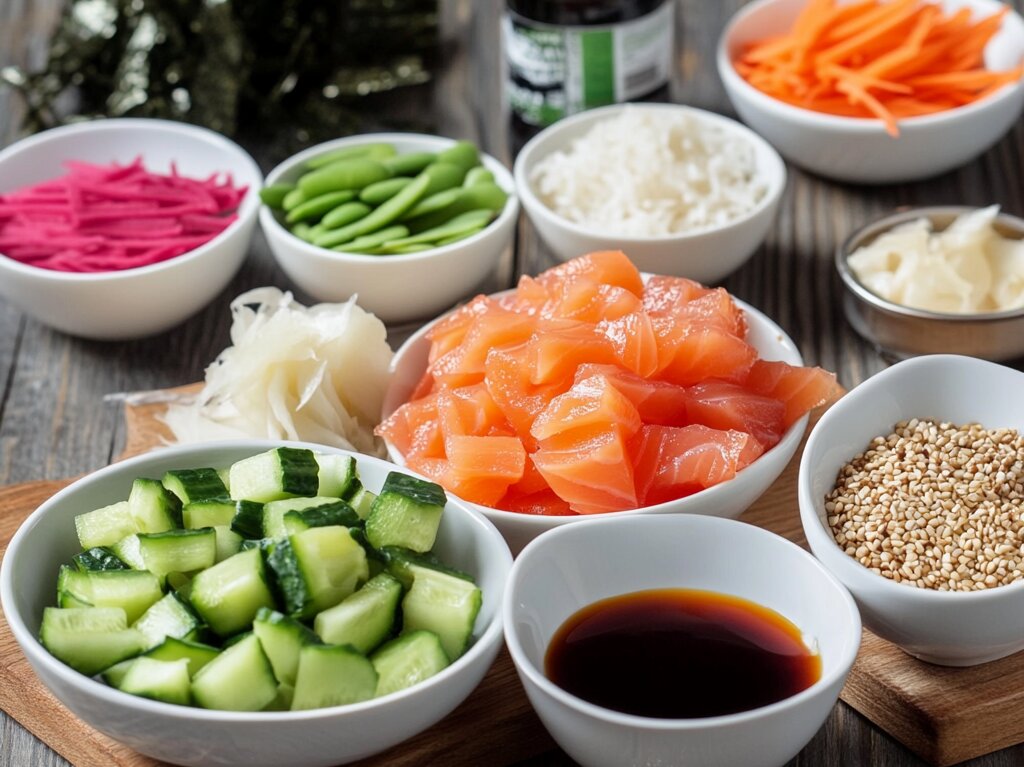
[837, 206, 1024, 362]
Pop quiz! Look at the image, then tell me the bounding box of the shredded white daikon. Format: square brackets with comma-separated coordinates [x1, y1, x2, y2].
[162, 288, 393, 456]
[529, 107, 769, 236]
[848, 206, 1024, 314]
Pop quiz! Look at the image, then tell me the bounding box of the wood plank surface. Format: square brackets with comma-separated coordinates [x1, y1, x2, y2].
[2, 0, 1024, 766]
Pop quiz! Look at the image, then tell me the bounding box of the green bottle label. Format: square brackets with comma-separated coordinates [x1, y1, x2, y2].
[503, 2, 674, 127]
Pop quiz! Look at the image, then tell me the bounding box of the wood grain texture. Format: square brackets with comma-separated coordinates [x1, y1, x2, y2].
[2, 0, 1024, 765]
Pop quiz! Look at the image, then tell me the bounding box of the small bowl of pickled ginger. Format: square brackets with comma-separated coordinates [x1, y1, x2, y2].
[837, 205, 1024, 361]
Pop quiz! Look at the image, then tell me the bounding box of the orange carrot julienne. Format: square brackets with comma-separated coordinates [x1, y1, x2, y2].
[734, 0, 1024, 136]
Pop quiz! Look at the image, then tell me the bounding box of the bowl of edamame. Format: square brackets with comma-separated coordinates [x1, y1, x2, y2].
[259, 134, 518, 325]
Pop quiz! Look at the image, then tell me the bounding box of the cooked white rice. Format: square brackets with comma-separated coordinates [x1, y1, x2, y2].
[530, 107, 769, 237]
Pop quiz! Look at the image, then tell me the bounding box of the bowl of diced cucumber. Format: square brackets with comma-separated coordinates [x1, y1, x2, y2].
[0, 440, 512, 767]
[259, 133, 519, 325]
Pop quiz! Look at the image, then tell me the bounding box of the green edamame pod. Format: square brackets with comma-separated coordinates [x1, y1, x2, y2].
[463, 167, 494, 187]
[332, 225, 410, 253]
[401, 188, 461, 220]
[321, 201, 372, 230]
[305, 143, 397, 170]
[298, 158, 392, 198]
[282, 188, 307, 211]
[381, 152, 437, 177]
[420, 162, 466, 195]
[285, 190, 357, 224]
[406, 182, 509, 232]
[435, 226, 486, 246]
[259, 183, 295, 209]
[359, 177, 413, 205]
[388, 244, 435, 254]
[313, 172, 431, 249]
[436, 141, 480, 173]
[382, 209, 495, 248]
[291, 222, 314, 242]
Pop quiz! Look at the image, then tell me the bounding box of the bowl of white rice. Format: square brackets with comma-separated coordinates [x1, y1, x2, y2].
[513, 103, 786, 283]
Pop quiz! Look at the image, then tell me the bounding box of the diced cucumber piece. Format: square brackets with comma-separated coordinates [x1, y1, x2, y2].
[365, 472, 446, 553]
[188, 548, 276, 637]
[144, 636, 220, 676]
[217, 467, 231, 494]
[110, 534, 146, 570]
[162, 468, 228, 504]
[347, 486, 377, 520]
[117, 657, 191, 706]
[58, 590, 92, 609]
[314, 573, 401, 653]
[401, 564, 481, 661]
[264, 683, 295, 711]
[372, 630, 450, 697]
[252, 607, 321, 687]
[73, 547, 128, 572]
[315, 454, 357, 498]
[282, 502, 360, 535]
[291, 644, 378, 710]
[133, 593, 202, 650]
[266, 527, 368, 619]
[39, 607, 145, 676]
[138, 528, 216, 580]
[240, 537, 279, 553]
[182, 499, 236, 529]
[229, 447, 320, 503]
[262, 496, 357, 539]
[101, 658, 135, 687]
[57, 566, 163, 624]
[128, 477, 182, 533]
[382, 546, 475, 590]
[213, 525, 243, 562]
[75, 501, 135, 549]
[191, 634, 277, 711]
[230, 500, 265, 539]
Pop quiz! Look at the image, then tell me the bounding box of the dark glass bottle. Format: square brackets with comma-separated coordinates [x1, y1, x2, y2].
[504, 0, 674, 154]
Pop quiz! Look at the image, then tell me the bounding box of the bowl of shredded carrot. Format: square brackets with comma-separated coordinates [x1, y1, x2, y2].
[0, 119, 262, 340]
[717, 0, 1024, 183]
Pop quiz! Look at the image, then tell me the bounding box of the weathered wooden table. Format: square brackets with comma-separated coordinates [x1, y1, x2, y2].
[2, 1, 1023, 765]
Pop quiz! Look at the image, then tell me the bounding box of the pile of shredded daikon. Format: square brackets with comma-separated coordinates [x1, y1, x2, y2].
[163, 288, 392, 456]
[529, 107, 769, 236]
[847, 206, 1024, 314]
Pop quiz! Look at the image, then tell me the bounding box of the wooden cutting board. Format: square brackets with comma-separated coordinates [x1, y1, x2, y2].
[0, 393, 1021, 767]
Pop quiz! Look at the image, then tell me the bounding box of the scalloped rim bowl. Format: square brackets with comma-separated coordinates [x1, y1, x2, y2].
[0, 440, 513, 767]
[260, 133, 519, 325]
[717, 0, 1024, 183]
[382, 286, 809, 555]
[799, 355, 1024, 665]
[0, 118, 263, 339]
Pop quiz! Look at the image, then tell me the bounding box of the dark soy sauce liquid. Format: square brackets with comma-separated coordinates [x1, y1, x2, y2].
[545, 589, 822, 718]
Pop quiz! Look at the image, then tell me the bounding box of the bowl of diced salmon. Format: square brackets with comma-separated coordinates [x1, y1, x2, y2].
[380, 251, 839, 554]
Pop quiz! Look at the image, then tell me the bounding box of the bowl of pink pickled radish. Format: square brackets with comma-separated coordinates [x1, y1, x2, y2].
[0, 118, 262, 340]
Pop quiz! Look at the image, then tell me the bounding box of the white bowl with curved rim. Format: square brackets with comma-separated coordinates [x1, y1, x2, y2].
[382, 286, 810, 555]
[503, 514, 861, 767]
[717, 0, 1024, 184]
[0, 118, 262, 340]
[0, 440, 512, 766]
[261, 133, 519, 325]
[799, 354, 1024, 665]
[513, 103, 786, 284]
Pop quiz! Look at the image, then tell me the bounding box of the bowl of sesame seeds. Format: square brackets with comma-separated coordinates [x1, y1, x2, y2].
[798, 354, 1024, 666]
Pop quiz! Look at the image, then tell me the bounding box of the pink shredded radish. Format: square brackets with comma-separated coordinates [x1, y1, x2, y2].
[0, 157, 247, 272]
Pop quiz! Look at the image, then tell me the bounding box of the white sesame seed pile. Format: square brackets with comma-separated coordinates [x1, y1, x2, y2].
[825, 418, 1024, 591]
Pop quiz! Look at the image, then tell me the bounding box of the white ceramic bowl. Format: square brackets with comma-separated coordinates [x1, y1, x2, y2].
[261, 133, 519, 325]
[383, 288, 809, 555]
[503, 514, 861, 767]
[0, 119, 262, 340]
[0, 440, 512, 767]
[512, 104, 786, 283]
[718, 0, 1024, 184]
[799, 355, 1024, 666]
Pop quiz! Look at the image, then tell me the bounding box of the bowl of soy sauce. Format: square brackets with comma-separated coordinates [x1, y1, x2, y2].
[502, 515, 861, 767]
